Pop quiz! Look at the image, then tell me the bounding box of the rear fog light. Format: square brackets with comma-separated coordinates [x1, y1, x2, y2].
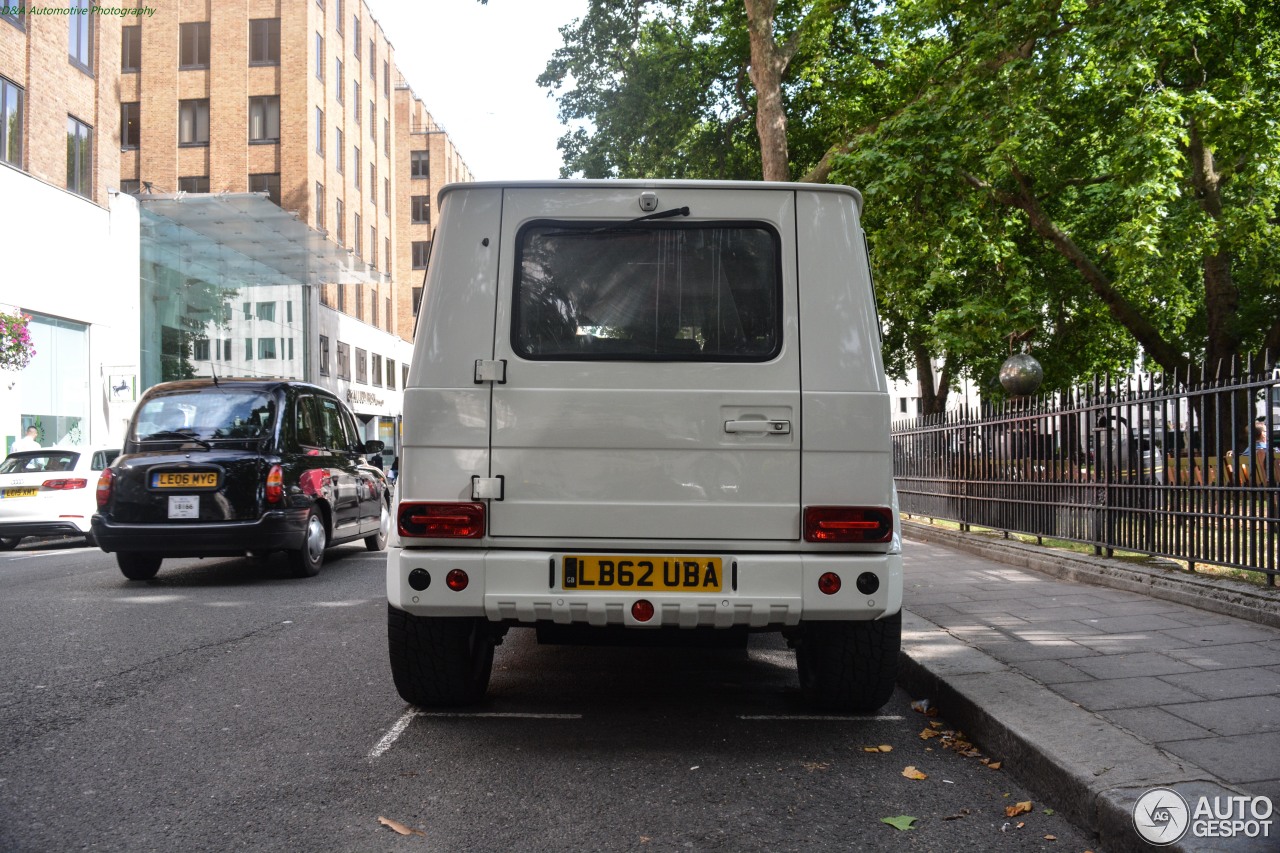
[818, 572, 842, 595]
[631, 600, 655, 622]
[446, 569, 469, 591]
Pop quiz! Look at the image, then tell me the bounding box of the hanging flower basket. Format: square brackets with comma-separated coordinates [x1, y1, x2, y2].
[0, 312, 36, 372]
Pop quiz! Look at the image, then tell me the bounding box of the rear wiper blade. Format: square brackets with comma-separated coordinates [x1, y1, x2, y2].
[142, 430, 212, 449]
[630, 206, 690, 222]
[542, 207, 693, 238]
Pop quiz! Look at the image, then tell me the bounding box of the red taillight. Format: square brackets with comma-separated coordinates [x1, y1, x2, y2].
[398, 502, 486, 539]
[446, 569, 470, 591]
[43, 478, 88, 490]
[95, 469, 114, 507]
[803, 506, 894, 543]
[631, 600, 655, 622]
[265, 464, 284, 504]
[818, 572, 842, 595]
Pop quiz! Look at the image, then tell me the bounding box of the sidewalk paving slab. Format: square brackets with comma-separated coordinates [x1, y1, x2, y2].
[898, 521, 1280, 853]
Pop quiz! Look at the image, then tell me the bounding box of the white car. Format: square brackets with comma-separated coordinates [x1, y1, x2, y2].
[0, 446, 120, 549]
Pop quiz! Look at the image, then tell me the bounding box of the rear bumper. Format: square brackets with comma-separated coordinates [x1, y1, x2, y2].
[91, 509, 310, 556]
[0, 520, 92, 538]
[387, 548, 903, 627]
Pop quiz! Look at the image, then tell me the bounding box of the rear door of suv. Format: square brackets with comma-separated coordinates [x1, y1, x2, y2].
[485, 186, 800, 543]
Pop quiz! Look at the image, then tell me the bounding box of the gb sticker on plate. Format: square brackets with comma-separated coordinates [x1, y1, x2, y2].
[168, 495, 199, 519]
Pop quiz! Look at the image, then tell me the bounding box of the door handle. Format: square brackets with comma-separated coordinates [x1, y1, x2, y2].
[724, 419, 791, 435]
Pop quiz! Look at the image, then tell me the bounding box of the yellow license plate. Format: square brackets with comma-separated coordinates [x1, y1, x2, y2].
[152, 471, 219, 489]
[562, 556, 724, 592]
[2, 487, 38, 499]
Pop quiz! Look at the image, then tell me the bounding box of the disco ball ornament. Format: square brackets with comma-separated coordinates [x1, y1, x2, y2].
[999, 352, 1044, 396]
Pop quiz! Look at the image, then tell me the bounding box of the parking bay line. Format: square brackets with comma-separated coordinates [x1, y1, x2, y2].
[369, 710, 584, 759]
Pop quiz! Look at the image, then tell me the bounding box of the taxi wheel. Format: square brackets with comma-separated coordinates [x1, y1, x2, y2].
[796, 612, 901, 713]
[365, 499, 390, 552]
[288, 508, 327, 578]
[388, 606, 494, 707]
[117, 552, 162, 581]
[0, 536, 20, 551]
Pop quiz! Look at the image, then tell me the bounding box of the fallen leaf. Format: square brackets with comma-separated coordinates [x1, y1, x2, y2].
[1043, 834, 1057, 841]
[378, 816, 425, 837]
[920, 728, 942, 740]
[928, 720, 944, 729]
[901, 766, 928, 780]
[987, 761, 1002, 771]
[942, 809, 971, 821]
[878, 745, 893, 752]
[1017, 821, 1026, 829]
[1043, 808, 1055, 816]
[1005, 801, 1033, 818]
[863, 747, 881, 753]
[880, 815, 917, 831]
[802, 761, 830, 772]
[640, 837, 651, 844]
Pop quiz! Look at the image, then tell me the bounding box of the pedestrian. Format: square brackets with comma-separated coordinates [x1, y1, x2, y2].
[369, 450, 385, 470]
[389, 454, 398, 483]
[9, 426, 39, 454]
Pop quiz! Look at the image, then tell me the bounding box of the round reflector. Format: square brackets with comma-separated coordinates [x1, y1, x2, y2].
[631, 599, 655, 622]
[445, 569, 469, 591]
[818, 572, 842, 595]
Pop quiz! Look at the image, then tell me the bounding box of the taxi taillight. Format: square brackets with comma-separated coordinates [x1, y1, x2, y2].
[95, 469, 114, 508]
[803, 506, 894, 543]
[398, 502, 486, 539]
[265, 465, 284, 504]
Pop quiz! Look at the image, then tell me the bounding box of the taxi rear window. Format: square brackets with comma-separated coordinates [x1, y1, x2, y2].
[513, 221, 781, 361]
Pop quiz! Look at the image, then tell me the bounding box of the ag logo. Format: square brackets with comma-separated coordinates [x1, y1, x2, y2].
[1134, 788, 1190, 845]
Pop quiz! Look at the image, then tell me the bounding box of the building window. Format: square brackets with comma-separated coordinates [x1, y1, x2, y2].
[121, 26, 140, 72]
[384, 181, 390, 215]
[336, 0, 344, 33]
[353, 16, 360, 48]
[335, 128, 344, 172]
[384, 119, 390, 155]
[411, 196, 430, 224]
[336, 342, 351, 379]
[353, 82, 361, 124]
[249, 96, 280, 143]
[245, 338, 254, 360]
[120, 179, 140, 194]
[385, 237, 391, 272]
[69, 1, 93, 71]
[410, 150, 428, 178]
[336, 198, 345, 245]
[371, 296, 379, 329]
[318, 335, 330, 376]
[369, 101, 376, 140]
[256, 301, 275, 322]
[412, 286, 422, 315]
[243, 301, 252, 319]
[120, 102, 140, 149]
[354, 213, 362, 257]
[193, 338, 210, 361]
[179, 99, 210, 146]
[66, 117, 92, 198]
[337, 283, 346, 312]
[315, 107, 324, 155]
[353, 146, 361, 189]
[370, 164, 377, 205]
[1, 78, 23, 168]
[178, 176, 209, 193]
[383, 60, 390, 96]
[250, 173, 280, 206]
[369, 39, 376, 77]
[412, 241, 430, 270]
[315, 33, 324, 80]
[371, 353, 382, 387]
[386, 358, 395, 389]
[250, 19, 280, 65]
[179, 22, 210, 69]
[315, 183, 325, 230]
[1, 7, 26, 29]
[371, 225, 378, 269]
[336, 59, 344, 103]
[402, 364, 409, 389]
[355, 348, 367, 384]
[258, 338, 277, 359]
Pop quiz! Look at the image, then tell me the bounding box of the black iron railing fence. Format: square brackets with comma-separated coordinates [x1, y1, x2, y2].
[892, 358, 1280, 585]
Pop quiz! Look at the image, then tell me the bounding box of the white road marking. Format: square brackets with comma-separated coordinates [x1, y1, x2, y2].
[9, 547, 98, 560]
[737, 714, 905, 721]
[368, 710, 583, 759]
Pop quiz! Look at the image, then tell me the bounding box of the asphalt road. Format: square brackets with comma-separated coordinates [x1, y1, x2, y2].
[0, 538, 1097, 852]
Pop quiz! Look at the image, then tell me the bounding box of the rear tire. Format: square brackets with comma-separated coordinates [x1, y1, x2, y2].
[117, 552, 162, 581]
[0, 536, 20, 551]
[388, 606, 495, 707]
[287, 508, 326, 578]
[365, 499, 390, 552]
[796, 612, 901, 713]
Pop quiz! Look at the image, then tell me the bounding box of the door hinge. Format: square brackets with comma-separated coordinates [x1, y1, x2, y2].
[474, 359, 507, 384]
[471, 475, 504, 500]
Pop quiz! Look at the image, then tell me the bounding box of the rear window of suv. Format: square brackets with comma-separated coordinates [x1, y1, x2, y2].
[513, 221, 781, 361]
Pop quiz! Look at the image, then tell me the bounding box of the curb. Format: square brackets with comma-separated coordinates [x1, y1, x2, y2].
[901, 519, 1280, 629]
[897, 612, 1270, 853]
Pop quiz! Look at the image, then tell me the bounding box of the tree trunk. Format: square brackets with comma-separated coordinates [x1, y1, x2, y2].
[1186, 118, 1242, 379]
[913, 345, 951, 418]
[744, 0, 790, 181]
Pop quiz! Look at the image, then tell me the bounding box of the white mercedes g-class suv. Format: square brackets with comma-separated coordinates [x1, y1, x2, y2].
[387, 181, 902, 712]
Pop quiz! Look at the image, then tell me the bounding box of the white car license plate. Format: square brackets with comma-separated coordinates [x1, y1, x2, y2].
[168, 495, 199, 519]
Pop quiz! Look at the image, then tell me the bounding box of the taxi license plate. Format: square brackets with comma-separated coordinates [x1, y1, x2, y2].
[152, 471, 219, 489]
[2, 487, 38, 499]
[562, 556, 724, 592]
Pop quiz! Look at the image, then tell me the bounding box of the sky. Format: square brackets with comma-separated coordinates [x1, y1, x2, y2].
[367, 0, 591, 181]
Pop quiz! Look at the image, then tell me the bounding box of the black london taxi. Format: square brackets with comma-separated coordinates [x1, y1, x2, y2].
[93, 378, 389, 581]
